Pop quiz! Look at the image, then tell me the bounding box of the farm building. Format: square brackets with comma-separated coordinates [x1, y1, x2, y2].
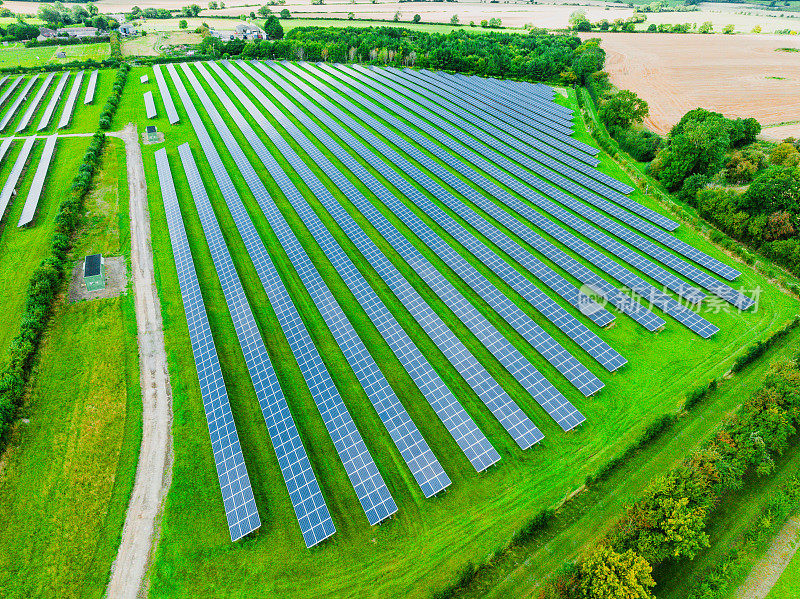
[84, 254, 105, 291]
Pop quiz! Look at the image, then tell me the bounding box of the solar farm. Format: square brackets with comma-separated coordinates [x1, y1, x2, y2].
[111, 59, 796, 597]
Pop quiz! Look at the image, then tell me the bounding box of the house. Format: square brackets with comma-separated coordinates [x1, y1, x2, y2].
[37, 27, 57, 41]
[57, 27, 98, 38]
[235, 23, 261, 36]
[119, 23, 135, 36]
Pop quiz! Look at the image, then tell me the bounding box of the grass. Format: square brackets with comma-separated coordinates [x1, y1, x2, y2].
[0, 136, 91, 367]
[111, 62, 800, 598]
[0, 137, 140, 599]
[0, 43, 109, 68]
[282, 18, 484, 34]
[767, 539, 800, 598]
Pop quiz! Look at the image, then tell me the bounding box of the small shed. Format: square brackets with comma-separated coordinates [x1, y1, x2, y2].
[140, 74, 149, 84]
[56, 51, 66, 58]
[146, 125, 158, 142]
[84, 254, 105, 291]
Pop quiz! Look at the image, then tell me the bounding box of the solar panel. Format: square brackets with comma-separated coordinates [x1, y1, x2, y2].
[0, 75, 39, 131]
[193, 62, 451, 499]
[0, 137, 13, 166]
[18, 135, 57, 227]
[325, 64, 721, 336]
[58, 70, 84, 129]
[409, 69, 589, 164]
[0, 136, 35, 221]
[38, 71, 70, 131]
[307, 63, 664, 332]
[0, 76, 23, 111]
[169, 62, 398, 526]
[84, 69, 98, 104]
[238, 59, 582, 433]
[216, 64, 505, 470]
[154, 64, 179, 124]
[154, 147, 261, 542]
[276, 62, 626, 374]
[358, 68, 751, 308]
[0, 75, 8, 93]
[16, 72, 54, 132]
[143, 90, 157, 119]
[177, 142, 335, 548]
[356, 66, 670, 229]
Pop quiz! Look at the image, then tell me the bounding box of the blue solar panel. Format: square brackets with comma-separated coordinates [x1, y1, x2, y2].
[154, 147, 261, 542]
[154, 64, 179, 124]
[169, 62, 398, 526]
[212, 66, 502, 471]
[16, 72, 54, 132]
[58, 70, 84, 129]
[38, 72, 70, 131]
[0, 76, 22, 110]
[364, 68, 752, 309]
[18, 135, 57, 227]
[1, 75, 39, 131]
[307, 63, 665, 333]
[356, 65, 675, 231]
[238, 59, 581, 433]
[324, 64, 720, 337]
[177, 142, 335, 548]
[144, 91, 157, 119]
[194, 61, 451, 499]
[0, 136, 35, 221]
[84, 69, 98, 104]
[277, 62, 627, 374]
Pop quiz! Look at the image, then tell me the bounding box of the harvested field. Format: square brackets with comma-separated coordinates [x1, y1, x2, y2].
[587, 32, 800, 141]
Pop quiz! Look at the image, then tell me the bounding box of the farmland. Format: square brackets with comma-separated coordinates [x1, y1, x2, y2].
[587, 32, 800, 140]
[0, 43, 109, 68]
[103, 60, 800, 598]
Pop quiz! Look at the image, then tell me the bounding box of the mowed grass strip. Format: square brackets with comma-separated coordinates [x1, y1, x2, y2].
[119, 63, 800, 599]
[0, 136, 90, 366]
[0, 137, 139, 599]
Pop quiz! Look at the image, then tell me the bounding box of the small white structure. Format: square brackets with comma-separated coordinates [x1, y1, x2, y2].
[140, 74, 149, 84]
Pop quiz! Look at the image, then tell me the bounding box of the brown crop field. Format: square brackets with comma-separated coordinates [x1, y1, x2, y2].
[587, 32, 800, 141]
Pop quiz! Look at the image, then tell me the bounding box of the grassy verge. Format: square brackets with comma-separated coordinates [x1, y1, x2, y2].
[767, 544, 800, 599]
[124, 62, 800, 599]
[0, 137, 140, 599]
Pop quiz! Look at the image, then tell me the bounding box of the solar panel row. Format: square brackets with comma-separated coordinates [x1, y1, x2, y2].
[237, 60, 585, 432]
[154, 64, 179, 124]
[84, 70, 99, 105]
[144, 90, 157, 119]
[38, 71, 70, 131]
[58, 70, 84, 129]
[310, 64, 698, 334]
[297, 63, 666, 334]
[0, 137, 13, 166]
[193, 62, 451, 499]
[357, 65, 675, 231]
[177, 142, 335, 548]
[0, 136, 35, 221]
[217, 63, 505, 468]
[0, 76, 23, 110]
[1, 75, 39, 131]
[273, 63, 627, 375]
[18, 135, 57, 228]
[170, 62, 398, 526]
[16, 72, 54, 132]
[373, 68, 752, 309]
[256, 64, 604, 398]
[154, 147, 261, 542]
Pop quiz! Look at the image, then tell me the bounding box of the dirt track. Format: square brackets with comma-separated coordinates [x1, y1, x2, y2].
[105, 124, 173, 599]
[734, 513, 800, 599]
[586, 33, 800, 141]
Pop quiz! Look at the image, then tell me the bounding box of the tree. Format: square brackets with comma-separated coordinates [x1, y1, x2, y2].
[264, 14, 283, 38]
[348, 11, 355, 20]
[571, 39, 606, 85]
[179, 18, 188, 28]
[723, 23, 735, 34]
[569, 9, 592, 31]
[87, 2, 99, 16]
[450, 13, 459, 25]
[752, 24, 762, 33]
[280, 8, 290, 18]
[598, 89, 649, 130]
[208, 0, 218, 8]
[182, 4, 202, 17]
[737, 166, 800, 214]
[698, 20, 713, 33]
[257, 5, 271, 17]
[480, 19, 488, 27]
[413, 13, 420, 23]
[771, 143, 800, 167]
[579, 546, 655, 599]
[393, 10, 401, 22]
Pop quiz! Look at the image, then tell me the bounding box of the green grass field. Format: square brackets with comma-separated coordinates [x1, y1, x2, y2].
[0, 138, 141, 599]
[108, 62, 800, 598]
[283, 18, 488, 34]
[0, 43, 109, 68]
[0, 136, 91, 367]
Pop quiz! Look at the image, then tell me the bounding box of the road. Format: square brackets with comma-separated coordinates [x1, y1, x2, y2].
[105, 123, 174, 599]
